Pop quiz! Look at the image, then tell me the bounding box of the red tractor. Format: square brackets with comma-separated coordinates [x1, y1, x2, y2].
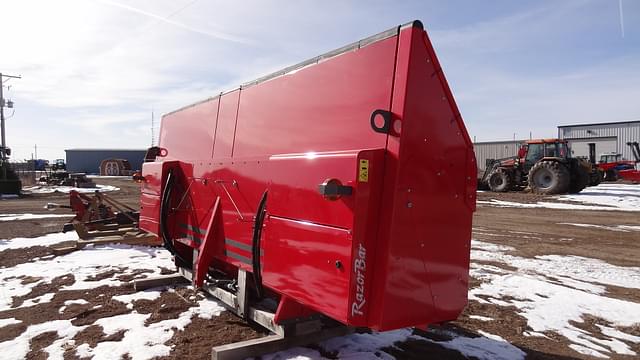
[482, 139, 590, 194]
[597, 152, 635, 181]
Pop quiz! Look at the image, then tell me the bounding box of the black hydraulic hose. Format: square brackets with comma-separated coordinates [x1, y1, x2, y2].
[251, 190, 268, 299]
[160, 168, 189, 268]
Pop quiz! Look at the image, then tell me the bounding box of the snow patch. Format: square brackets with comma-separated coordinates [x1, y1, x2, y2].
[0, 230, 223, 360]
[433, 333, 526, 360]
[477, 330, 507, 341]
[479, 183, 640, 211]
[470, 239, 640, 357]
[263, 327, 525, 360]
[59, 298, 90, 313]
[87, 175, 131, 179]
[556, 184, 640, 211]
[0, 319, 86, 360]
[22, 184, 119, 194]
[0, 213, 74, 222]
[64, 299, 89, 306]
[559, 222, 640, 232]
[76, 297, 224, 360]
[20, 293, 56, 308]
[0, 235, 173, 311]
[472, 240, 640, 290]
[478, 199, 632, 211]
[0, 318, 21, 328]
[469, 315, 494, 321]
[0, 232, 78, 251]
[112, 290, 162, 305]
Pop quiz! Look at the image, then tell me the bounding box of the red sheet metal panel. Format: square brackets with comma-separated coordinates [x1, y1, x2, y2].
[262, 216, 352, 322]
[159, 99, 218, 161]
[212, 90, 239, 159]
[366, 23, 475, 331]
[265, 151, 359, 229]
[233, 37, 396, 158]
[139, 161, 170, 236]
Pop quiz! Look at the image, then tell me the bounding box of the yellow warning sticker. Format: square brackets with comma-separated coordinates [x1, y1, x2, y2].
[359, 159, 369, 182]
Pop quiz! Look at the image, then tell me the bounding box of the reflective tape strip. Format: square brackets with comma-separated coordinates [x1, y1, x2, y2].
[225, 238, 264, 256]
[179, 223, 207, 235]
[225, 238, 251, 251]
[224, 249, 252, 265]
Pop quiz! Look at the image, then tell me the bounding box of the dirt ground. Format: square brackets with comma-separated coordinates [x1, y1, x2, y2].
[1, 178, 639, 359]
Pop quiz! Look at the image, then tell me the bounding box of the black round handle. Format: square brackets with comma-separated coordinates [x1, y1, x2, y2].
[370, 109, 392, 134]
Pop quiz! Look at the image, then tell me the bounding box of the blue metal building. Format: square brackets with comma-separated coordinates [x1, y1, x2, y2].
[65, 149, 146, 174]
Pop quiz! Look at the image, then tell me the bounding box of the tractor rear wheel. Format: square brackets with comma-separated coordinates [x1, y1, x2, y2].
[488, 168, 512, 192]
[528, 161, 570, 194]
[569, 165, 590, 193]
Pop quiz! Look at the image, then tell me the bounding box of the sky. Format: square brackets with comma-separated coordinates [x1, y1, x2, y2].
[1, 0, 639, 161]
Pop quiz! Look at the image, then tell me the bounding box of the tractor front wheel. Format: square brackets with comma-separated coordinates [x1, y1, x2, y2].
[488, 168, 512, 192]
[604, 169, 618, 182]
[590, 171, 603, 186]
[528, 161, 570, 194]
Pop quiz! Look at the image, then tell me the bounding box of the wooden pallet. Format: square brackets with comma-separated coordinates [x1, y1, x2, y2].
[50, 231, 158, 255]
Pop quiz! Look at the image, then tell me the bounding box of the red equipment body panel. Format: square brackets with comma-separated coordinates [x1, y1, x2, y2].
[619, 169, 640, 182]
[139, 20, 476, 332]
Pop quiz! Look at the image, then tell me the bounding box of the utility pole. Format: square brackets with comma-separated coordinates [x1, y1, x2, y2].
[1, 72, 22, 180]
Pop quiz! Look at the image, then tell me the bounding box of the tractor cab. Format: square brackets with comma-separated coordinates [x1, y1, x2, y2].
[51, 159, 66, 171]
[519, 139, 570, 172]
[599, 153, 622, 164]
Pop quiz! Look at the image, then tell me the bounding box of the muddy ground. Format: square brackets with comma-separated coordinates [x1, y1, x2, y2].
[1, 178, 639, 359]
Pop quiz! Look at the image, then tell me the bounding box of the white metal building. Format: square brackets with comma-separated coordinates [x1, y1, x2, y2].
[558, 120, 640, 161]
[65, 149, 146, 174]
[473, 140, 524, 171]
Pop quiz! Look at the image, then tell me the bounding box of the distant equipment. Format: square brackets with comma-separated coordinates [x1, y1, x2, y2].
[480, 139, 592, 194]
[51, 159, 66, 171]
[46, 190, 158, 255]
[618, 142, 640, 183]
[40, 172, 96, 188]
[27, 159, 49, 171]
[100, 158, 134, 176]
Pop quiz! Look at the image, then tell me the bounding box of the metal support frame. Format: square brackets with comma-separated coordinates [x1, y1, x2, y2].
[236, 269, 249, 319]
[211, 325, 353, 360]
[50, 230, 157, 255]
[167, 267, 352, 359]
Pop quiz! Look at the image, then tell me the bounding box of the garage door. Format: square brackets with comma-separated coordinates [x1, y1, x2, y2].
[568, 137, 617, 158]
